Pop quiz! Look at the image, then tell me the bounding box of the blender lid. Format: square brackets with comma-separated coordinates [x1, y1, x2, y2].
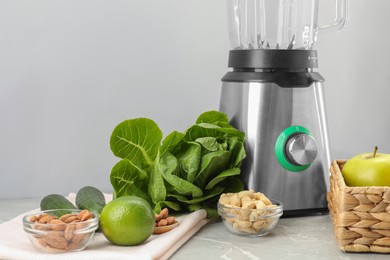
[228, 49, 318, 69]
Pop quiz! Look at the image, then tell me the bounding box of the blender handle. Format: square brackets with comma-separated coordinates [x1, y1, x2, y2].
[319, 0, 347, 34]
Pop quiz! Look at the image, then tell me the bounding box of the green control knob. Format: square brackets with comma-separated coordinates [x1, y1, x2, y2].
[275, 126, 318, 172]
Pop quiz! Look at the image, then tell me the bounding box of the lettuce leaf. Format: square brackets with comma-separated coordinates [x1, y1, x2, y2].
[110, 118, 162, 168]
[109, 110, 246, 217]
[110, 159, 151, 204]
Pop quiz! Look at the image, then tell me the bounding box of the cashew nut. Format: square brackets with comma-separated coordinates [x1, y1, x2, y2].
[219, 190, 278, 234]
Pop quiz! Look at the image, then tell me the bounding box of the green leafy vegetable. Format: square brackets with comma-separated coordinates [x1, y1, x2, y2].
[175, 141, 201, 181]
[195, 150, 231, 189]
[154, 201, 181, 213]
[158, 152, 203, 198]
[196, 110, 229, 125]
[109, 110, 246, 218]
[76, 186, 106, 214]
[110, 118, 162, 168]
[205, 168, 241, 190]
[160, 131, 184, 156]
[167, 186, 224, 205]
[148, 160, 167, 204]
[110, 159, 151, 204]
[187, 204, 202, 212]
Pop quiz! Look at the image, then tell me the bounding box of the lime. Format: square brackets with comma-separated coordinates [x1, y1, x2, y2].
[100, 196, 155, 246]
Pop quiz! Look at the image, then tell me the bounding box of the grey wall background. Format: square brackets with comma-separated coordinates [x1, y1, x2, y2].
[1, 0, 389, 199]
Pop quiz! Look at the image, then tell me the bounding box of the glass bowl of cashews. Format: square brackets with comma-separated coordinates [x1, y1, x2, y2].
[23, 209, 99, 253]
[217, 190, 283, 237]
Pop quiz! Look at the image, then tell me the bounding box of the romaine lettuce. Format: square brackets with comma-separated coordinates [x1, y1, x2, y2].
[109, 110, 246, 217]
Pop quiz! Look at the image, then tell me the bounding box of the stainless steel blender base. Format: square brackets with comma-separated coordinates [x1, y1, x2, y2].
[219, 81, 331, 214]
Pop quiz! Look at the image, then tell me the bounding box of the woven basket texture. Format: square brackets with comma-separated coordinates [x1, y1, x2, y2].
[328, 160, 390, 253]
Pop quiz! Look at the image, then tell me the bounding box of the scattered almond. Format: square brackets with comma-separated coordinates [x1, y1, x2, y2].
[157, 219, 168, 227]
[153, 208, 178, 234]
[165, 216, 176, 225]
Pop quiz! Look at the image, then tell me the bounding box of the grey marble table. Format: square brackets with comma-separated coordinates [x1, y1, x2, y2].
[1, 198, 389, 260]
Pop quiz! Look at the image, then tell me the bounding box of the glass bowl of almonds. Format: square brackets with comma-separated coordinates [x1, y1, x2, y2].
[217, 190, 283, 237]
[23, 209, 99, 253]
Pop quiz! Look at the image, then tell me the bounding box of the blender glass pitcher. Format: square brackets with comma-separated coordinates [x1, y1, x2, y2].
[227, 0, 347, 50]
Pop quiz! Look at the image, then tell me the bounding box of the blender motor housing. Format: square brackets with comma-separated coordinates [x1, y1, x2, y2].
[219, 49, 331, 216]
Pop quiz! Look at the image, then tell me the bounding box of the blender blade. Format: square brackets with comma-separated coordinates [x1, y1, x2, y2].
[287, 35, 295, 49]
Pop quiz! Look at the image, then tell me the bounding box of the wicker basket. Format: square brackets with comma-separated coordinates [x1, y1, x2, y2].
[328, 160, 390, 253]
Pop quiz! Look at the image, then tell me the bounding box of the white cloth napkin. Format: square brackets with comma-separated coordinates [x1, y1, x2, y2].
[0, 193, 209, 260]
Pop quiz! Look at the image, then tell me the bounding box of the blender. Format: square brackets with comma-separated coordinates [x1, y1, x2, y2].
[219, 0, 347, 215]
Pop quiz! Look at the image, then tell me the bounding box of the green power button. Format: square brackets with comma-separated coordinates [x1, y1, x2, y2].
[275, 125, 313, 172]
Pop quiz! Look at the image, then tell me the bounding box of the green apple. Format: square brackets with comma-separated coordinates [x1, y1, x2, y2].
[342, 146, 390, 186]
